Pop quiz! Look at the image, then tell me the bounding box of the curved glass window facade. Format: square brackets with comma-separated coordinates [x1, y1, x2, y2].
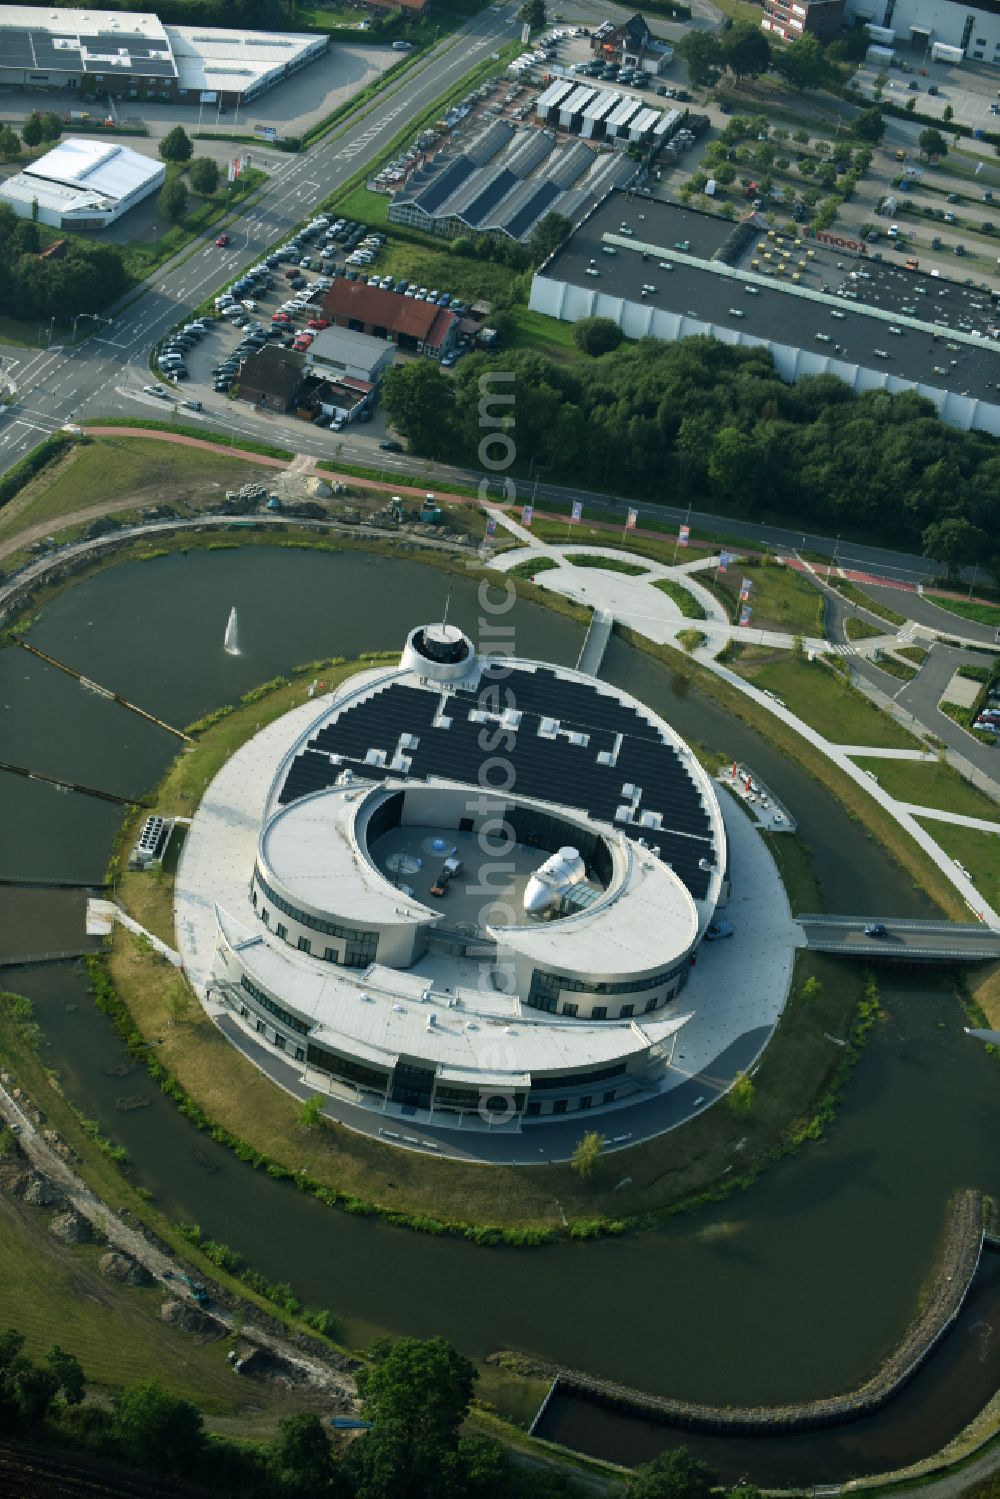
[526, 959, 689, 1012]
[240, 975, 309, 1036]
[254, 866, 379, 967]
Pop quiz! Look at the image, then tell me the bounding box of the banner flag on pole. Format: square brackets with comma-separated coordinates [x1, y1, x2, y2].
[522, 504, 533, 527]
[570, 500, 583, 524]
[719, 551, 730, 574]
[626, 507, 638, 531]
[227, 159, 236, 183]
[678, 523, 690, 548]
[739, 577, 752, 601]
[484, 514, 497, 539]
[739, 604, 752, 627]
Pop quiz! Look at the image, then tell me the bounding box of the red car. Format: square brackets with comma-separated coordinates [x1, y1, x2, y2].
[293, 335, 312, 351]
[308, 317, 330, 330]
[215, 233, 230, 247]
[271, 312, 292, 323]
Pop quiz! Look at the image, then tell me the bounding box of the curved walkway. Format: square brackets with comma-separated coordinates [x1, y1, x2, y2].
[485, 511, 1000, 929]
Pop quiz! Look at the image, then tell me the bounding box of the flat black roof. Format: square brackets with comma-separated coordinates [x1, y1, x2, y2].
[541, 195, 1000, 400]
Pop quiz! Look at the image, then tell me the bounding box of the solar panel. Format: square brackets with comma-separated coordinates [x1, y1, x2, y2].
[279, 671, 717, 900]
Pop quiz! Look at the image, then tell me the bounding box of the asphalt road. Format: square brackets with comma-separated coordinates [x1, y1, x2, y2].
[0, 3, 518, 468]
[799, 916, 1000, 958]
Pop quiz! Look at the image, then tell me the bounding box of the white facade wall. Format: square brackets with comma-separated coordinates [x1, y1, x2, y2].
[846, 0, 1000, 60]
[527, 272, 1000, 436]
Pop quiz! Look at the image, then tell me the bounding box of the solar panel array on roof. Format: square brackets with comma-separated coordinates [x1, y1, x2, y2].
[0, 23, 177, 76]
[412, 154, 477, 215]
[280, 671, 716, 899]
[547, 139, 592, 189]
[500, 180, 562, 239]
[459, 167, 518, 226]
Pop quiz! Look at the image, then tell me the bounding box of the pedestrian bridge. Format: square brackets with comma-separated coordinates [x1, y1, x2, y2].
[798, 915, 1000, 963]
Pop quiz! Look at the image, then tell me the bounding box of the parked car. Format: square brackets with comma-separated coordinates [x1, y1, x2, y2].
[182, 399, 203, 411]
[379, 439, 403, 452]
[704, 921, 734, 941]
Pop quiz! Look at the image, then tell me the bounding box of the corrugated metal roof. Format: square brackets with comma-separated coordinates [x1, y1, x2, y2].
[25, 137, 161, 199]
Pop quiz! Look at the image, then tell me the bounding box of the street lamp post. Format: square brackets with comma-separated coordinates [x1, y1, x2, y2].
[72, 312, 105, 343]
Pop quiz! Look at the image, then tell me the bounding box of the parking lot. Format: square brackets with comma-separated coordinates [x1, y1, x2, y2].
[851, 46, 1000, 133]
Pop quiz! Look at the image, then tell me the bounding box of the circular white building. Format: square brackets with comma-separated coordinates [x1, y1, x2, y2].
[183, 622, 732, 1131]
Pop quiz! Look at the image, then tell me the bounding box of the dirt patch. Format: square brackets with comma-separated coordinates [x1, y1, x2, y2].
[49, 1209, 92, 1245]
[159, 1297, 227, 1340]
[99, 1250, 151, 1287]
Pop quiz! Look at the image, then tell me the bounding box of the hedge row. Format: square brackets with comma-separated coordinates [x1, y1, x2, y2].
[0, 431, 76, 512]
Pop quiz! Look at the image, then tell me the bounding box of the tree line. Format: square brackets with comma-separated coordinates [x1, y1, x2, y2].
[382, 338, 1000, 576]
[0, 1324, 755, 1499]
[0, 204, 126, 323]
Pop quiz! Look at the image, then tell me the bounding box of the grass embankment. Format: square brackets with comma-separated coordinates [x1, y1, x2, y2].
[914, 820, 1000, 912]
[846, 616, 882, 643]
[0, 1007, 349, 1398]
[653, 578, 707, 620]
[734, 651, 921, 749]
[506, 557, 558, 580]
[563, 553, 648, 576]
[0, 437, 271, 552]
[0, 1189, 271, 1417]
[923, 594, 1000, 628]
[706, 558, 825, 636]
[621, 628, 966, 921]
[851, 756, 1000, 822]
[873, 654, 918, 684]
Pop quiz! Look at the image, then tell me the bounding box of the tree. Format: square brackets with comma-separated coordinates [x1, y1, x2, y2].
[518, 0, 545, 29]
[382, 361, 455, 459]
[298, 1093, 325, 1130]
[268, 1412, 338, 1496]
[677, 30, 722, 88]
[158, 177, 187, 224]
[708, 427, 759, 504]
[529, 210, 571, 265]
[905, 97, 917, 113]
[829, 21, 871, 62]
[919, 127, 948, 160]
[46, 1346, 85, 1406]
[0, 127, 20, 160]
[20, 113, 44, 149]
[943, 104, 954, 123]
[719, 21, 771, 79]
[801, 976, 823, 1003]
[922, 517, 986, 578]
[13, 220, 39, 255]
[188, 155, 219, 195]
[627, 1447, 721, 1499]
[39, 111, 62, 143]
[571, 1130, 605, 1177]
[349, 1337, 476, 1499]
[728, 1071, 755, 1115]
[774, 34, 830, 92]
[572, 317, 624, 356]
[714, 162, 735, 185]
[112, 1379, 204, 1476]
[159, 125, 194, 164]
[853, 106, 886, 144]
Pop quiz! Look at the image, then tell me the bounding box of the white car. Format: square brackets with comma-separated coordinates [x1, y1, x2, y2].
[887, 224, 900, 237]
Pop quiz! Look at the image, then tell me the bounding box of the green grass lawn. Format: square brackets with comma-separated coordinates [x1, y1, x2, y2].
[653, 577, 707, 619]
[922, 594, 1000, 628]
[736, 655, 922, 748]
[0, 1194, 264, 1412]
[852, 756, 1000, 821]
[503, 306, 580, 359]
[846, 616, 882, 642]
[829, 578, 907, 627]
[506, 556, 559, 579]
[0, 437, 270, 551]
[564, 552, 647, 575]
[915, 818, 1000, 912]
[710, 561, 825, 636]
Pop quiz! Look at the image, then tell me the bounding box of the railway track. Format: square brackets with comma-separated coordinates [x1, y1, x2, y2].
[0, 1442, 202, 1498]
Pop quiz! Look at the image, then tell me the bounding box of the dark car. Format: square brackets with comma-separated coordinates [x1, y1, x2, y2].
[379, 439, 403, 453]
[864, 922, 887, 938]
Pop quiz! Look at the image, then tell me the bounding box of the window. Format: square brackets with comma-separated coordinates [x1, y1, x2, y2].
[602, 1090, 616, 1104]
[580, 1095, 592, 1109]
[276, 922, 288, 940]
[297, 936, 312, 954]
[294, 1047, 305, 1062]
[240, 975, 309, 1035]
[620, 1004, 634, 1019]
[592, 1006, 607, 1021]
[252, 888, 257, 907]
[526, 1101, 541, 1117]
[527, 958, 687, 1010]
[261, 908, 269, 926]
[275, 1034, 286, 1051]
[562, 1002, 578, 1018]
[645, 996, 658, 1013]
[553, 1099, 568, 1114]
[239, 1004, 248, 1018]
[254, 868, 379, 966]
[323, 947, 338, 963]
[256, 1019, 265, 1034]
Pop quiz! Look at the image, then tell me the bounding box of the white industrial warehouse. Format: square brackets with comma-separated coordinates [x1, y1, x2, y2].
[174, 621, 762, 1147]
[0, 137, 164, 227]
[529, 194, 1000, 436]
